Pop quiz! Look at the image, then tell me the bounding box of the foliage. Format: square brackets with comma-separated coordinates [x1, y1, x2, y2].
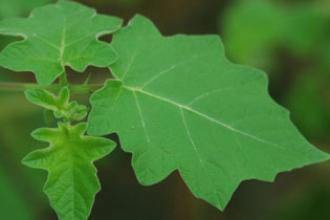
[23, 122, 115, 220]
[0, 0, 53, 19]
[24, 87, 116, 220]
[0, 0, 122, 85]
[221, 0, 330, 140]
[25, 87, 87, 121]
[0, 0, 328, 219]
[0, 0, 53, 76]
[88, 15, 329, 209]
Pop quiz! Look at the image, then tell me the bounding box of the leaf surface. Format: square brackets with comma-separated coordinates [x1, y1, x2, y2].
[0, 0, 122, 85]
[23, 123, 115, 220]
[88, 15, 329, 210]
[0, 0, 52, 19]
[25, 87, 87, 121]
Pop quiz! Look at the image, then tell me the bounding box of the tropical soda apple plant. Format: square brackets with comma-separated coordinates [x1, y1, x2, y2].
[0, 0, 328, 219]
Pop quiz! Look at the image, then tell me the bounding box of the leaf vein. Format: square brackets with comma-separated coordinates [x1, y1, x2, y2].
[123, 86, 285, 150]
[132, 91, 151, 143]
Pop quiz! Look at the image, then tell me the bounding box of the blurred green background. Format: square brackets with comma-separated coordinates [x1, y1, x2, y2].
[0, 0, 329, 219]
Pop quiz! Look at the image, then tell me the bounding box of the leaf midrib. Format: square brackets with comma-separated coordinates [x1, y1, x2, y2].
[122, 85, 286, 150]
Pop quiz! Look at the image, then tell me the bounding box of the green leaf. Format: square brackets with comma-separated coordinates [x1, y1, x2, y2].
[25, 87, 87, 121]
[23, 122, 116, 220]
[0, 0, 53, 52]
[0, 0, 53, 19]
[88, 15, 329, 210]
[0, 0, 122, 85]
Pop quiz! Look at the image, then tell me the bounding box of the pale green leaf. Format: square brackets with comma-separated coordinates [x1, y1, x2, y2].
[25, 87, 70, 111]
[0, 0, 122, 85]
[23, 122, 116, 220]
[88, 15, 329, 210]
[25, 87, 87, 121]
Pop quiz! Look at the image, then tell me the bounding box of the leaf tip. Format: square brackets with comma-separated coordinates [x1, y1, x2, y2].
[21, 152, 43, 169]
[310, 148, 330, 164]
[21, 156, 34, 168]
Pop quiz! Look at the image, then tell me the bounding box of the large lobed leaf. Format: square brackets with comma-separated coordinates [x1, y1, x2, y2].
[88, 15, 330, 210]
[23, 123, 116, 220]
[0, 0, 122, 85]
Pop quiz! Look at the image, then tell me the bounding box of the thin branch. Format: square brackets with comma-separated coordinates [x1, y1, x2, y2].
[59, 72, 69, 87]
[0, 82, 104, 94]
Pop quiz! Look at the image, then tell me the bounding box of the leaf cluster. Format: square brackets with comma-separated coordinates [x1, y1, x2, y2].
[0, 1, 328, 220]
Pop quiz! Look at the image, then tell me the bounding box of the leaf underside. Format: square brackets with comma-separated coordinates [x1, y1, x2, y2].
[0, 0, 122, 85]
[23, 123, 115, 220]
[88, 15, 329, 210]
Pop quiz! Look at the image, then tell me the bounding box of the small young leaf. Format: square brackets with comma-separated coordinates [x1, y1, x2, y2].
[0, 0, 122, 85]
[88, 15, 330, 210]
[23, 122, 116, 220]
[25, 87, 87, 121]
[25, 87, 69, 110]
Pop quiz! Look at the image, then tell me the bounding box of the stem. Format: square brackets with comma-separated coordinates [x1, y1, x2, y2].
[0, 82, 103, 94]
